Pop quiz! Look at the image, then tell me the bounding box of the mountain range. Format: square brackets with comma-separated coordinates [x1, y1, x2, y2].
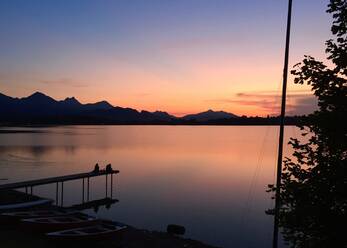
[0, 92, 240, 124]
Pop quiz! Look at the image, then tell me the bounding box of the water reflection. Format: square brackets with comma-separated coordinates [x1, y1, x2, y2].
[0, 146, 78, 159]
[0, 126, 295, 247]
[71, 197, 118, 213]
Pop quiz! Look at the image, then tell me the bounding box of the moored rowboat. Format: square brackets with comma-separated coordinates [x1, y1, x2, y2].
[46, 220, 127, 241]
[0, 199, 53, 212]
[1, 209, 75, 221]
[21, 212, 98, 231]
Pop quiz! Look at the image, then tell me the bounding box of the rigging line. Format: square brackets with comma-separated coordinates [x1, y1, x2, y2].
[240, 67, 284, 233]
[267, 70, 291, 248]
[268, 74, 286, 197]
[264, 76, 285, 243]
[272, 77, 284, 189]
[266, 77, 286, 232]
[240, 125, 271, 230]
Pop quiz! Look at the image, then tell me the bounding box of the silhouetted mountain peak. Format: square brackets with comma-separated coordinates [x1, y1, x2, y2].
[64, 96, 77, 101]
[24, 91, 57, 103]
[0, 92, 15, 106]
[94, 100, 113, 108]
[205, 109, 236, 115]
[62, 97, 81, 105]
[84, 100, 114, 111]
[152, 111, 176, 119]
[0, 91, 252, 124]
[183, 109, 238, 121]
[0, 92, 13, 100]
[153, 111, 167, 114]
[28, 91, 49, 98]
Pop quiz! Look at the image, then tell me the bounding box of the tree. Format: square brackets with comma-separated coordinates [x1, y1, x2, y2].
[268, 0, 347, 247]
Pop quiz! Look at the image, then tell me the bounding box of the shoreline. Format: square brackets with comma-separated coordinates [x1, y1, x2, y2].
[0, 123, 299, 128]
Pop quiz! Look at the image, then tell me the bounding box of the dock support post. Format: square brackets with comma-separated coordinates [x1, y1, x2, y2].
[0, 170, 120, 207]
[82, 178, 85, 203]
[56, 182, 59, 205]
[87, 177, 90, 201]
[111, 173, 113, 198]
[105, 174, 108, 198]
[61, 182, 64, 207]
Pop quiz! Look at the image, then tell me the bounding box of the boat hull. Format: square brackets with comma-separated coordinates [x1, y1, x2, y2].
[46, 221, 127, 242]
[0, 199, 53, 212]
[1, 209, 75, 223]
[21, 213, 98, 232]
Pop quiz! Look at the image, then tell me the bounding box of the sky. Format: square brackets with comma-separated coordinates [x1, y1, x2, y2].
[0, 0, 332, 116]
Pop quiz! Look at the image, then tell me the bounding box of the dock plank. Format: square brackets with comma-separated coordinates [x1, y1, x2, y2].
[0, 170, 119, 191]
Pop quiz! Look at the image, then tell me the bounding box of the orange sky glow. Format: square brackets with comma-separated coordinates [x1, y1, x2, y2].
[0, 0, 331, 116]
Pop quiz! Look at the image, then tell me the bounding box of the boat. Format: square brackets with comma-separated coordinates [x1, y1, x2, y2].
[0, 208, 76, 222]
[46, 220, 127, 241]
[0, 199, 53, 212]
[21, 212, 98, 232]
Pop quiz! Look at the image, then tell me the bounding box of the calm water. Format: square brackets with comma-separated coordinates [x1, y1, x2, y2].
[0, 126, 300, 247]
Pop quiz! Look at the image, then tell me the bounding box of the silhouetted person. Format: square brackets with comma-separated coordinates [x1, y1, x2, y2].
[106, 163, 112, 173]
[93, 163, 99, 173]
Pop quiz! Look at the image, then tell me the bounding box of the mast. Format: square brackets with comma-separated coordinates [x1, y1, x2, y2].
[273, 0, 293, 248]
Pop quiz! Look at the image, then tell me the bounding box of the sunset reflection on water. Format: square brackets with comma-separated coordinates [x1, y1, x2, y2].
[0, 125, 296, 247]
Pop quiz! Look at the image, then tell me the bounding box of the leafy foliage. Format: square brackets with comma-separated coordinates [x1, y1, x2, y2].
[268, 0, 347, 247]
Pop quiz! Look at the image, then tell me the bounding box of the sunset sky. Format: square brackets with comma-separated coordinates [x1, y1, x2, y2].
[0, 0, 331, 116]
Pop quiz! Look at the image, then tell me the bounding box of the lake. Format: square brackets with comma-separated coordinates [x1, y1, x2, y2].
[0, 126, 300, 247]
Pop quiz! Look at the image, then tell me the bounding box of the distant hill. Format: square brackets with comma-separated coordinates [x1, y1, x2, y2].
[182, 110, 238, 122]
[0, 92, 176, 124]
[0, 92, 302, 125]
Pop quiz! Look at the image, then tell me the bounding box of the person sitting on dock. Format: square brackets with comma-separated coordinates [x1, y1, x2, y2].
[93, 163, 100, 173]
[106, 164, 113, 173]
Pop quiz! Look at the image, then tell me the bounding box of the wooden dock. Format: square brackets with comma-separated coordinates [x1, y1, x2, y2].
[0, 170, 118, 191]
[0, 168, 119, 207]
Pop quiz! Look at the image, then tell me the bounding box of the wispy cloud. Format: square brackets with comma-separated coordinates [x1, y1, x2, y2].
[206, 90, 318, 116]
[40, 78, 88, 88]
[287, 95, 318, 115]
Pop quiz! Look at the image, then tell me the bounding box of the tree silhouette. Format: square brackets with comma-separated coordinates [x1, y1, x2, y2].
[268, 0, 347, 247]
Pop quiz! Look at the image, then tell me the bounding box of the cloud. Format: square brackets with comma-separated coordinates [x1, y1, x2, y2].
[207, 90, 318, 116]
[40, 78, 88, 88]
[287, 95, 318, 115]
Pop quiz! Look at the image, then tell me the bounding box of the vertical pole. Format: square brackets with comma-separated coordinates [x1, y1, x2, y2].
[273, 1, 292, 248]
[25, 187, 28, 194]
[82, 178, 85, 203]
[61, 181, 64, 207]
[87, 177, 90, 202]
[105, 174, 108, 198]
[30, 186, 33, 195]
[111, 173, 113, 198]
[56, 182, 59, 205]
